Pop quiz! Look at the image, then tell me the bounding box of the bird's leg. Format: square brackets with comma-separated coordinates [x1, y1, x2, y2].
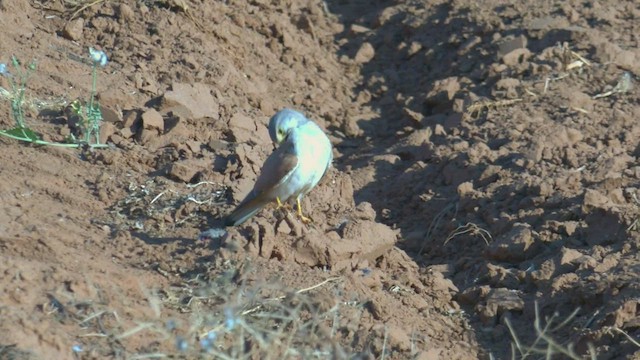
[276, 197, 292, 211]
[296, 197, 313, 224]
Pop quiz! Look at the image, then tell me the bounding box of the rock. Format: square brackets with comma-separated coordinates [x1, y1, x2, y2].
[594, 40, 640, 74]
[407, 41, 423, 57]
[456, 285, 491, 306]
[594, 253, 620, 273]
[403, 107, 424, 124]
[486, 263, 521, 289]
[530, 259, 556, 283]
[162, 82, 220, 120]
[101, 105, 122, 123]
[293, 220, 396, 271]
[123, 110, 141, 129]
[560, 247, 584, 266]
[603, 300, 639, 327]
[502, 48, 531, 66]
[99, 122, 117, 143]
[375, 7, 400, 27]
[141, 109, 164, 133]
[497, 35, 527, 59]
[495, 78, 520, 98]
[425, 77, 461, 111]
[354, 202, 376, 221]
[167, 159, 210, 183]
[349, 24, 370, 35]
[120, 127, 134, 139]
[486, 223, 535, 262]
[583, 189, 611, 211]
[63, 18, 84, 41]
[434, 124, 446, 136]
[228, 112, 257, 144]
[459, 36, 481, 55]
[561, 221, 579, 236]
[137, 128, 158, 145]
[479, 288, 524, 324]
[487, 288, 525, 312]
[426, 270, 458, 293]
[457, 181, 474, 196]
[354, 42, 375, 64]
[117, 3, 135, 23]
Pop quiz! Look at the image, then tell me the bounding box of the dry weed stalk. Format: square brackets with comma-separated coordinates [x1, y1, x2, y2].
[444, 222, 492, 246]
[64, 0, 107, 21]
[604, 326, 640, 349]
[419, 202, 457, 254]
[504, 302, 595, 360]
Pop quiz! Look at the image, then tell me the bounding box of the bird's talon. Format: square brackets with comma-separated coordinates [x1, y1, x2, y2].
[299, 215, 313, 224]
[295, 197, 313, 224]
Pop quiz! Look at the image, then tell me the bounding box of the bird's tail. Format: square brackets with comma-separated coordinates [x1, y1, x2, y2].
[224, 195, 268, 227]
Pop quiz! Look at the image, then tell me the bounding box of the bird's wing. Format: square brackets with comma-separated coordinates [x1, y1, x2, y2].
[224, 144, 298, 227]
[253, 142, 299, 196]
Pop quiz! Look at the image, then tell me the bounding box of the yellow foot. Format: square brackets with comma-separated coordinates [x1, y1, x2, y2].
[296, 198, 313, 224]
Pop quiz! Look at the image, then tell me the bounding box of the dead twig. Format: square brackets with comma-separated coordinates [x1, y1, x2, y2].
[444, 222, 492, 246]
[67, 0, 106, 22]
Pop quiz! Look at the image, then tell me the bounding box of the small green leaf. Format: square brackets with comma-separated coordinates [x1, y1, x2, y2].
[6, 127, 41, 141]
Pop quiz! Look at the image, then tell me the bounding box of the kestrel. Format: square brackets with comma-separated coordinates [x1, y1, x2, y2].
[224, 108, 333, 226]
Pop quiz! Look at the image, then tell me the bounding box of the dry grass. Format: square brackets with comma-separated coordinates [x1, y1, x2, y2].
[38, 260, 365, 359]
[150, 267, 349, 359]
[504, 302, 595, 360]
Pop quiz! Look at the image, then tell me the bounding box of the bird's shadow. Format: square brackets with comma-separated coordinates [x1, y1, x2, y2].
[131, 231, 195, 248]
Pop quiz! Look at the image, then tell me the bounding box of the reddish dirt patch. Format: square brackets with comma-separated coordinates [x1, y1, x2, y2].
[1, 0, 640, 359]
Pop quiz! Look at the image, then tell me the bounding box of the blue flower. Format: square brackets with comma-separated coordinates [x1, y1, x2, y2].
[224, 307, 237, 330]
[88, 47, 108, 67]
[0, 63, 8, 77]
[199, 331, 217, 351]
[71, 344, 83, 353]
[176, 336, 188, 352]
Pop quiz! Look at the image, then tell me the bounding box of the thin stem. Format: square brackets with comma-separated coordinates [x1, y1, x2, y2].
[89, 63, 97, 112]
[87, 63, 102, 144]
[0, 130, 109, 148]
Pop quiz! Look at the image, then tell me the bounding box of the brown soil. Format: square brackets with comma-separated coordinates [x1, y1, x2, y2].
[1, 0, 640, 359]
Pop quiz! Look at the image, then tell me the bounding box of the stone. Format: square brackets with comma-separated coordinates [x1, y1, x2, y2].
[141, 109, 164, 132]
[354, 42, 375, 64]
[63, 18, 84, 41]
[163, 82, 220, 120]
[486, 223, 535, 262]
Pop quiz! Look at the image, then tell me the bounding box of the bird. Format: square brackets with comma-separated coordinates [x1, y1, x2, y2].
[224, 108, 333, 227]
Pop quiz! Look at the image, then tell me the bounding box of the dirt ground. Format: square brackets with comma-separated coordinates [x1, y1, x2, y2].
[1, 0, 640, 359]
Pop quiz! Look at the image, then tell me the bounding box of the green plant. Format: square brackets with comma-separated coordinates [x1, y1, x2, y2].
[0, 56, 40, 143]
[0, 47, 110, 148]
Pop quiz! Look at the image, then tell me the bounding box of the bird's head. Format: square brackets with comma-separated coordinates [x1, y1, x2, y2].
[268, 108, 309, 145]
